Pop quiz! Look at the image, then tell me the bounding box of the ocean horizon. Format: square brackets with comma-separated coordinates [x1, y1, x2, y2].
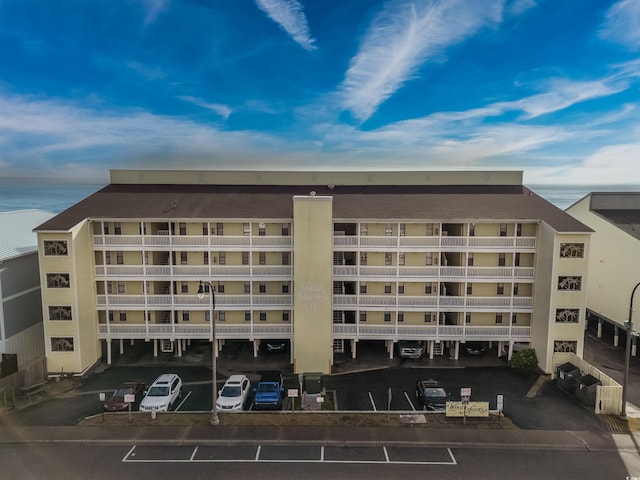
[0, 178, 638, 214]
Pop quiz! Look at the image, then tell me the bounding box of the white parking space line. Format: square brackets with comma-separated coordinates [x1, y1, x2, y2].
[174, 391, 192, 411]
[121, 445, 458, 465]
[404, 391, 416, 411]
[368, 392, 377, 411]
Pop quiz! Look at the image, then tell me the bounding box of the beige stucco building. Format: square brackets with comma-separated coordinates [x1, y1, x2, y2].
[34, 170, 592, 376]
[566, 192, 640, 354]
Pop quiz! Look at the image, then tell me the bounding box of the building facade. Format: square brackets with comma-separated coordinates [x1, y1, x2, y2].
[566, 192, 640, 354]
[34, 170, 591, 376]
[1, 210, 54, 372]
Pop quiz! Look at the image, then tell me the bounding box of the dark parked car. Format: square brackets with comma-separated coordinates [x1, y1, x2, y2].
[415, 379, 450, 411]
[104, 379, 146, 412]
[462, 341, 486, 356]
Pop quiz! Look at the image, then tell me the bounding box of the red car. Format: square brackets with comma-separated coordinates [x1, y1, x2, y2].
[104, 380, 146, 412]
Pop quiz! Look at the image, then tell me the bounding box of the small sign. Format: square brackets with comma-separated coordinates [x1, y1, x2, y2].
[460, 387, 471, 397]
[124, 394, 135, 403]
[497, 394, 504, 410]
[446, 401, 489, 417]
[99, 392, 106, 402]
[316, 396, 324, 403]
[287, 389, 299, 398]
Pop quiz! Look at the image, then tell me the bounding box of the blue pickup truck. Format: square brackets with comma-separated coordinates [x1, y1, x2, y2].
[253, 371, 284, 410]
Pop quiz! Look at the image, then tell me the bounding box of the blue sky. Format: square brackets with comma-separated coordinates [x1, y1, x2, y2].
[1, 0, 640, 185]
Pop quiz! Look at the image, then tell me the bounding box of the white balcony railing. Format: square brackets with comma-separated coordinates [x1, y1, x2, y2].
[331, 295, 532, 310]
[96, 294, 292, 309]
[94, 234, 291, 249]
[332, 324, 531, 341]
[98, 323, 292, 340]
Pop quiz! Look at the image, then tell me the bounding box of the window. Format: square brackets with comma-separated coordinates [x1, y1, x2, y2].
[513, 283, 519, 295]
[216, 223, 224, 235]
[259, 311, 267, 322]
[244, 311, 251, 322]
[259, 252, 266, 265]
[107, 282, 113, 294]
[424, 313, 432, 323]
[48, 306, 72, 321]
[282, 252, 290, 265]
[497, 283, 505, 295]
[244, 282, 251, 294]
[282, 282, 289, 294]
[467, 283, 472, 295]
[398, 283, 404, 294]
[205, 311, 210, 322]
[516, 223, 522, 237]
[499, 223, 507, 237]
[385, 253, 392, 266]
[385, 224, 393, 236]
[511, 313, 517, 325]
[259, 282, 266, 293]
[360, 283, 367, 294]
[218, 311, 226, 322]
[384, 312, 391, 322]
[43, 240, 68, 256]
[360, 252, 367, 266]
[399, 253, 405, 266]
[558, 276, 582, 291]
[202, 222, 208, 235]
[400, 224, 406, 236]
[498, 253, 506, 266]
[469, 224, 475, 236]
[398, 312, 404, 323]
[258, 223, 266, 236]
[108, 312, 114, 322]
[555, 308, 579, 323]
[243, 223, 250, 236]
[182, 312, 190, 322]
[426, 224, 434, 236]
[114, 222, 122, 235]
[560, 243, 584, 258]
[103, 223, 110, 234]
[181, 282, 188, 293]
[119, 312, 127, 322]
[426, 255, 433, 266]
[514, 253, 520, 266]
[384, 283, 392, 294]
[466, 313, 471, 324]
[282, 311, 290, 322]
[495, 313, 503, 324]
[360, 223, 368, 236]
[425, 284, 432, 294]
[180, 252, 187, 264]
[118, 281, 125, 294]
[204, 251, 209, 264]
[179, 223, 186, 235]
[242, 252, 249, 265]
[116, 251, 124, 265]
[467, 254, 474, 266]
[219, 252, 226, 265]
[46, 273, 70, 288]
[105, 252, 112, 264]
[217, 282, 224, 293]
[51, 337, 74, 352]
[282, 223, 290, 236]
[360, 312, 367, 322]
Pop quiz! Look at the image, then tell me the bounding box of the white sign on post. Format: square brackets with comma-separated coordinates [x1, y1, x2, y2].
[99, 392, 106, 402]
[497, 394, 504, 410]
[124, 394, 135, 404]
[460, 387, 471, 397]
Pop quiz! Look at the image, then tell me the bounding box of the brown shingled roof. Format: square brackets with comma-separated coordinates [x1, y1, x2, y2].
[34, 183, 591, 233]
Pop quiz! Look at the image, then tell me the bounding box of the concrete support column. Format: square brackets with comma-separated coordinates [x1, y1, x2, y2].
[153, 339, 158, 357]
[388, 340, 394, 359]
[597, 319, 603, 338]
[454, 341, 460, 360]
[508, 342, 514, 361]
[182, 339, 187, 352]
[351, 339, 357, 359]
[614, 326, 620, 347]
[176, 339, 182, 357]
[429, 341, 434, 360]
[119, 338, 124, 355]
[253, 340, 259, 358]
[498, 341, 504, 357]
[633, 336, 638, 357]
[130, 339, 134, 346]
[107, 339, 112, 365]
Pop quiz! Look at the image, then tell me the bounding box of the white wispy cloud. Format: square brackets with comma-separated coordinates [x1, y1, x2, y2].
[255, 0, 316, 51]
[506, 0, 537, 15]
[178, 96, 232, 120]
[338, 0, 505, 122]
[139, 0, 169, 26]
[599, 0, 640, 50]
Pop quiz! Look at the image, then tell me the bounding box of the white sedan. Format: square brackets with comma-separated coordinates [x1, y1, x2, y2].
[216, 374, 251, 411]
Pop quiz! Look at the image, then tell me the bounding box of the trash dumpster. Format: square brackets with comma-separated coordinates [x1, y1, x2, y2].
[556, 362, 581, 392]
[575, 374, 601, 406]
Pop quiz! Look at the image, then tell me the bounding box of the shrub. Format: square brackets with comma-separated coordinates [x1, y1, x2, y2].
[509, 348, 538, 370]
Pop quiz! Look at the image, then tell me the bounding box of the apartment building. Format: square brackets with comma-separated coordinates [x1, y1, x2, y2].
[566, 192, 640, 354]
[34, 170, 591, 376]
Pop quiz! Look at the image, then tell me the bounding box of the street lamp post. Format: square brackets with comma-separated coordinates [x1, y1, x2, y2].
[621, 281, 640, 418]
[198, 280, 219, 426]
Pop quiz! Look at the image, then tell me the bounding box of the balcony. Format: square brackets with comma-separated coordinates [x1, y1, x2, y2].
[96, 294, 292, 310]
[332, 295, 532, 311]
[95, 265, 292, 279]
[333, 265, 534, 280]
[98, 323, 292, 340]
[332, 324, 531, 341]
[93, 234, 291, 250]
